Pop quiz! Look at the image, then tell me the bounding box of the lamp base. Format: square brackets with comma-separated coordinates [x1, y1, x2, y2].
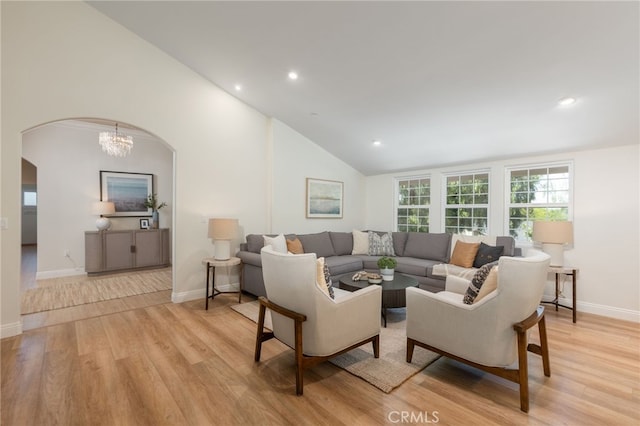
[214, 240, 231, 260]
[96, 217, 111, 231]
[542, 243, 564, 267]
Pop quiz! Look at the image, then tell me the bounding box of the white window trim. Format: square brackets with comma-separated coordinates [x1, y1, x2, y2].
[504, 160, 574, 244]
[441, 168, 491, 235]
[394, 175, 431, 232]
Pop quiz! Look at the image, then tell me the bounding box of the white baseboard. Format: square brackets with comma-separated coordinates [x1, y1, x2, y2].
[542, 295, 640, 323]
[171, 283, 240, 304]
[1, 321, 22, 338]
[36, 268, 86, 280]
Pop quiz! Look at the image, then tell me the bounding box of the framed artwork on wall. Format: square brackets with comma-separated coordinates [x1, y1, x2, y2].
[139, 218, 150, 229]
[100, 171, 153, 217]
[306, 178, 343, 219]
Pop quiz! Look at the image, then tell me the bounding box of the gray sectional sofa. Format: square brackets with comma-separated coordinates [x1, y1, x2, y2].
[237, 231, 517, 297]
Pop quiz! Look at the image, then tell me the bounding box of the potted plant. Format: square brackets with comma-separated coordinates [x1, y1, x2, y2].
[377, 256, 397, 281]
[143, 193, 167, 229]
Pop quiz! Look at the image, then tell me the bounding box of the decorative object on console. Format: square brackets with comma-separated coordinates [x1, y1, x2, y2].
[98, 122, 133, 157]
[377, 256, 397, 281]
[532, 220, 573, 267]
[91, 201, 115, 231]
[208, 218, 239, 260]
[143, 193, 167, 229]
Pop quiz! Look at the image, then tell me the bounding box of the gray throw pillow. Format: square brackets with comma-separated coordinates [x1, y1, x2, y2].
[403, 232, 451, 262]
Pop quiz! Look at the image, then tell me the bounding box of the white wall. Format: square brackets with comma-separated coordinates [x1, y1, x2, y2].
[21, 120, 173, 277]
[1, 1, 270, 337]
[365, 144, 640, 321]
[271, 119, 366, 233]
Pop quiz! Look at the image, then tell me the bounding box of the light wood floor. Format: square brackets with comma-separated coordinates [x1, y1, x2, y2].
[3, 290, 639, 425]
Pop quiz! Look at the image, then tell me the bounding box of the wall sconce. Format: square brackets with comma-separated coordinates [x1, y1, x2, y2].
[532, 221, 574, 267]
[208, 218, 238, 260]
[92, 201, 115, 231]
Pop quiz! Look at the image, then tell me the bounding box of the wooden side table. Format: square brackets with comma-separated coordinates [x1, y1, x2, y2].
[203, 257, 243, 310]
[545, 266, 578, 323]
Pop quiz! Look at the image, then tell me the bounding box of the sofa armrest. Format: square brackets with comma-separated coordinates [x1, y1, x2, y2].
[237, 250, 262, 267]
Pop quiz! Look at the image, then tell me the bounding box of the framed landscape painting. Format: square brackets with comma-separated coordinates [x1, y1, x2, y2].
[306, 178, 343, 218]
[100, 171, 153, 217]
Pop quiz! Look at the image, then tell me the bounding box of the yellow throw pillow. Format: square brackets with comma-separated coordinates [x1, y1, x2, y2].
[315, 257, 331, 298]
[474, 266, 499, 303]
[286, 237, 304, 254]
[450, 241, 480, 268]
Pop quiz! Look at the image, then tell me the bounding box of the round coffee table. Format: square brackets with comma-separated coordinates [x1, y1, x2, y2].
[339, 273, 419, 327]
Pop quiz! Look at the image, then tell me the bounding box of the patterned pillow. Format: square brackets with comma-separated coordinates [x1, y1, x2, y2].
[473, 243, 504, 268]
[368, 231, 396, 256]
[463, 262, 497, 304]
[316, 257, 335, 299]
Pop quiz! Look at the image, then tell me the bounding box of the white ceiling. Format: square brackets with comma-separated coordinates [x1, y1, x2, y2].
[89, 1, 639, 175]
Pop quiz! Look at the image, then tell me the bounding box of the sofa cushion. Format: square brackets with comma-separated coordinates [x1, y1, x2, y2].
[329, 231, 353, 255]
[325, 255, 364, 276]
[286, 237, 304, 254]
[298, 232, 336, 258]
[352, 230, 369, 255]
[450, 241, 480, 268]
[356, 255, 383, 270]
[368, 231, 395, 256]
[392, 232, 408, 256]
[395, 257, 435, 276]
[264, 234, 288, 253]
[473, 242, 504, 267]
[463, 263, 497, 304]
[403, 232, 451, 262]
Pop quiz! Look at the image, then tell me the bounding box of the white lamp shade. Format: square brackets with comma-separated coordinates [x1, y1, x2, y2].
[208, 218, 238, 240]
[532, 221, 573, 244]
[92, 201, 116, 216]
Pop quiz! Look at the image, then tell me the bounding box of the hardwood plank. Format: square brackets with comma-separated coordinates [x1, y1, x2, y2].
[3, 296, 639, 425]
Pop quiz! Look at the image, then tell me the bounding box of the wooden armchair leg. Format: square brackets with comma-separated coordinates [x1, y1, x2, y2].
[294, 318, 304, 395]
[372, 335, 380, 358]
[538, 315, 551, 377]
[406, 338, 415, 363]
[516, 328, 530, 413]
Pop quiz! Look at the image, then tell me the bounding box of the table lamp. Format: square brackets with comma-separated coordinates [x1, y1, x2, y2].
[532, 221, 573, 267]
[92, 201, 115, 231]
[208, 218, 238, 260]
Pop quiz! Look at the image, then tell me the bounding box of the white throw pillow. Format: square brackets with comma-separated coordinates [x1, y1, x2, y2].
[263, 234, 287, 253]
[352, 229, 369, 255]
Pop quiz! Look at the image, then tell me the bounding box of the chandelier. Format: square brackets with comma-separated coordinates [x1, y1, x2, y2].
[98, 123, 133, 157]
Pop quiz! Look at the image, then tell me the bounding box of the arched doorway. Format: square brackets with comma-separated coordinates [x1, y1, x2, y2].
[20, 118, 176, 325]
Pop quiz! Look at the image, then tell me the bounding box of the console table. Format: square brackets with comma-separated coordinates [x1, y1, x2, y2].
[544, 266, 578, 323]
[203, 257, 243, 310]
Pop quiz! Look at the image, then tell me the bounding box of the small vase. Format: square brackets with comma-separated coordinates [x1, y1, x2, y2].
[380, 268, 394, 281]
[151, 211, 159, 229]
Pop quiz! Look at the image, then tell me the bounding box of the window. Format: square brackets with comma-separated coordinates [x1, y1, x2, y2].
[507, 163, 572, 242]
[444, 171, 489, 235]
[396, 177, 430, 232]
[23, 191, 37, 207]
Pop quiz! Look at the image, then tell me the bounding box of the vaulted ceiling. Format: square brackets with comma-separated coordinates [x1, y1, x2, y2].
[89, 1, 639, 175]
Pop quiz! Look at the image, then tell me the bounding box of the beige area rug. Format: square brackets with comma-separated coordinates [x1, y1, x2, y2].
[22, 268, 172, 314]
[231, 300, 440, 393]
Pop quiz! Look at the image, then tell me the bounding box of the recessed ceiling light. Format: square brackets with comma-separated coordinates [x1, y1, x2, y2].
[288, 71, 298, 80]
[234, 84, 242, 91]
[372, 140, 382, 146]
[558, 97, 577, 106]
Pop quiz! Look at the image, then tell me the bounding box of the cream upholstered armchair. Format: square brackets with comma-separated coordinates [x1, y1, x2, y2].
[255, 246, 382, 395]
[406, 250, 551, 412]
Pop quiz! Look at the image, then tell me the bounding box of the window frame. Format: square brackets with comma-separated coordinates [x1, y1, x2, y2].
[504, 161, 574, 244]
[394, 175, 431, 233]
[442, 169, 491, 235]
